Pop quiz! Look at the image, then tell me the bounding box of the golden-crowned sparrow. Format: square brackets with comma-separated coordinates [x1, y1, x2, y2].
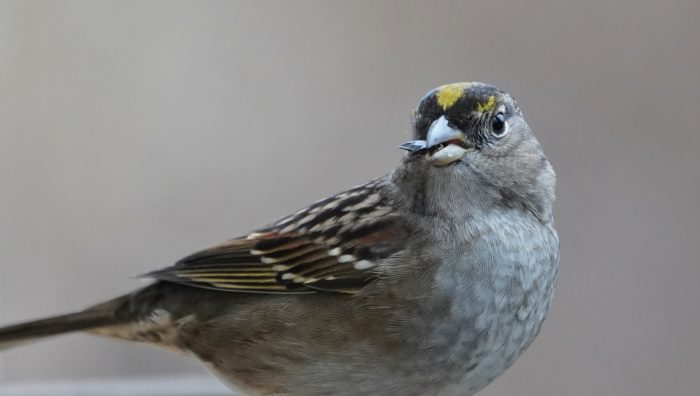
[0, 82, 559, 396]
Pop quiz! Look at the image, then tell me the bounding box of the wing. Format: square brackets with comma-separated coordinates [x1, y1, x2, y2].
[146, 177, 409, 294]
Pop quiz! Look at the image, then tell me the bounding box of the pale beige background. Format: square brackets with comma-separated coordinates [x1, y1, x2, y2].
[1, 0, 699, 395]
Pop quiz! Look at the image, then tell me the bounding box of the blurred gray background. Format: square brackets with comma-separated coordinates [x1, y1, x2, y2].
[1, 0, 699, 395]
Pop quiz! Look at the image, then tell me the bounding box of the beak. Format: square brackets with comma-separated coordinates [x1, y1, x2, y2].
[399, 116, 473, 166]
[425, 116, 465, 148]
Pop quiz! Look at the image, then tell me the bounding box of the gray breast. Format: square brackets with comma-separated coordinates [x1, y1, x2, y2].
[429, 209, 559, 395]
[364, 207, 560, 395]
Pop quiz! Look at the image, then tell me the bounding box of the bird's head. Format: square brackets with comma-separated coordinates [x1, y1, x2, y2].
[399, 82, 555, 221]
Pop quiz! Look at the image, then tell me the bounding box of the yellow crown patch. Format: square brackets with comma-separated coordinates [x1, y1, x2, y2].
[476, 95, 496, 113]
[435, 83, 466, 111]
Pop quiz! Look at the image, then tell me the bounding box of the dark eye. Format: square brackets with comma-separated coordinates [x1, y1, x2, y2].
[490, 113, 508, 137]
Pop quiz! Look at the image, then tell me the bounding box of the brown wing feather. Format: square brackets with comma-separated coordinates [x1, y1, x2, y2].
[146, 177, 409, 294]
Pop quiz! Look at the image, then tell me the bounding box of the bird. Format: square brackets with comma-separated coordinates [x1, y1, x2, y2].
[0, 82, 559, 396]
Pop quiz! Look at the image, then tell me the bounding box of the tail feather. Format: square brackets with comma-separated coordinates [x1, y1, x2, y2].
[0, 283, 197, 352]
[0, 296, 128, 351]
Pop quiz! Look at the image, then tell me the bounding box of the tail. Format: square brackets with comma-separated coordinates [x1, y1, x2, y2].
[0, 295, 128, 351]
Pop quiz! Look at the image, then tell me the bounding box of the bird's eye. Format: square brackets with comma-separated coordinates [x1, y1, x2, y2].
[490, 113, 508, 137]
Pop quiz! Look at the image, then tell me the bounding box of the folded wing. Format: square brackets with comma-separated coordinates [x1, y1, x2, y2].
[147, 177, 409, 294]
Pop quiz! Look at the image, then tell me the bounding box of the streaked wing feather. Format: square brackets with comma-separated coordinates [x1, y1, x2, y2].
[146, 177, 408, 294]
